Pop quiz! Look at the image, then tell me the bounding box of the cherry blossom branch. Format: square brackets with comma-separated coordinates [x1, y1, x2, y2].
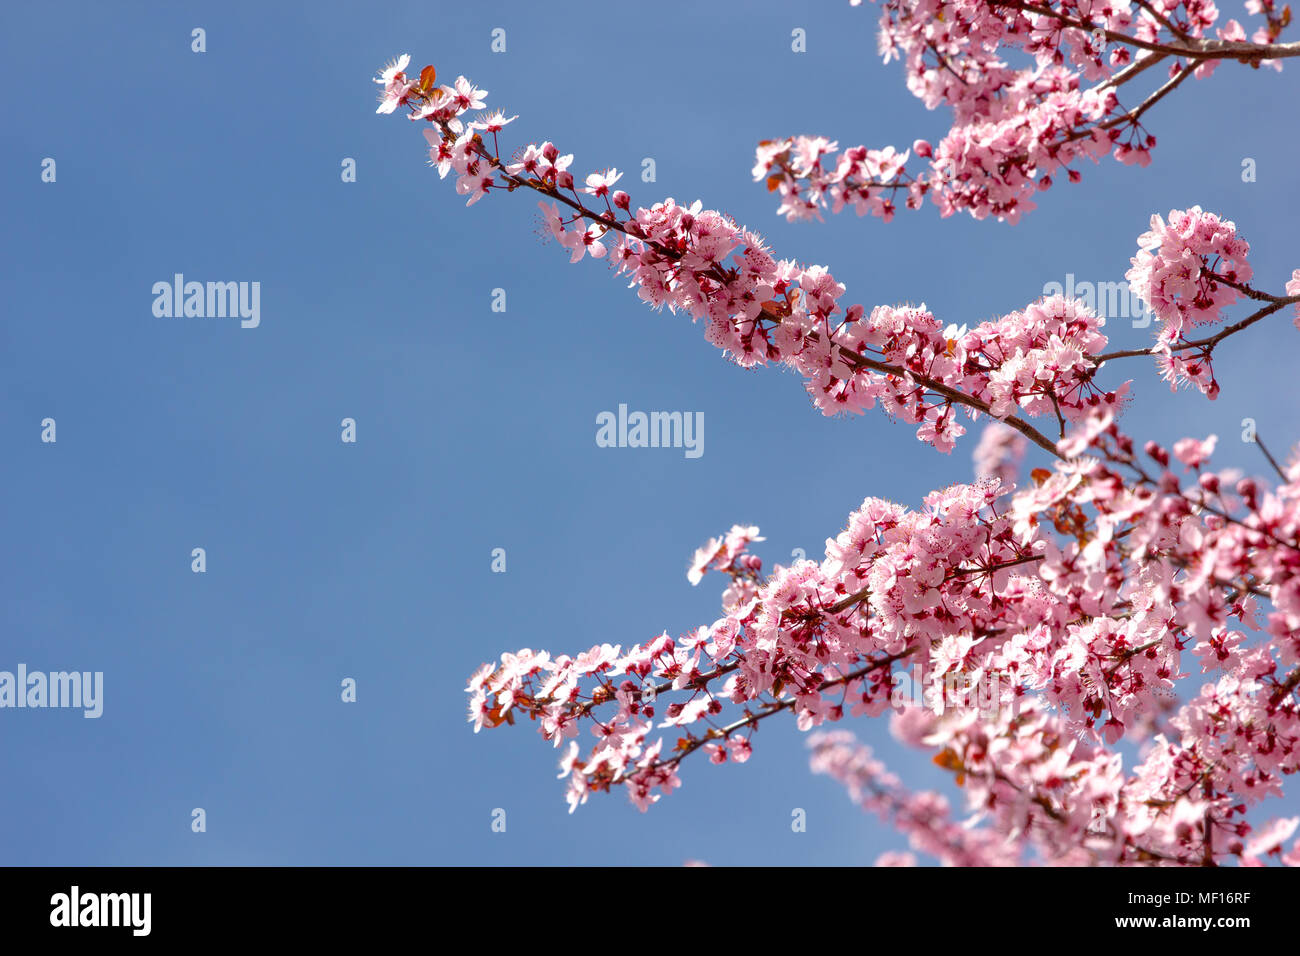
[1253, 433, 1289, 482]
[756, 0, 1297, 225]
[992, 0, 1300, 60]
[1092, 295, 1297, 363]
[647, 649, 916, 776]
[1132, 0, 1193, 40]
[1096, 51, 1170, 91]
[394, 72, 1300, 457]
[404, 83, 1072, 458]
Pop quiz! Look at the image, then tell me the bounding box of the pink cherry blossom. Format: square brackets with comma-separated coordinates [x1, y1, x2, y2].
[374, 54, 414, 114]
[582, 168, 622, 199]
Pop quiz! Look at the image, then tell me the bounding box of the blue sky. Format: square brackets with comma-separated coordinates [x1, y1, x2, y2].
[2, 0, 1298, 865]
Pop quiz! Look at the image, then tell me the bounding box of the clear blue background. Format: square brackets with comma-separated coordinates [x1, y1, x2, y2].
[2, 0, 1297, 865]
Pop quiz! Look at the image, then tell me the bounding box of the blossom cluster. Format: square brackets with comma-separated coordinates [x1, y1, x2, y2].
[755, 0, 1294, 224]
[1124, 205, 1252, 395]
[467, 425, 1300, 863]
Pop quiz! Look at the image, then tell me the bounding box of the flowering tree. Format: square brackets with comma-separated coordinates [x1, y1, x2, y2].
[375, 0, 1300, 866]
